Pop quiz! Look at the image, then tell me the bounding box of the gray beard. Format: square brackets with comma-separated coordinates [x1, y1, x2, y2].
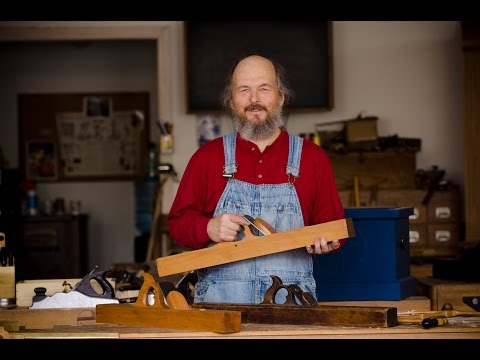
[232, 109, 284, 141]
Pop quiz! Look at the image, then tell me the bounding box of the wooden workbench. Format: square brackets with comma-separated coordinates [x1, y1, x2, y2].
[2, 320, 480, 339]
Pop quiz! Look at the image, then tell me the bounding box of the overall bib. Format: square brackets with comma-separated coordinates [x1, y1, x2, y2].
[194, 132, 316, 304]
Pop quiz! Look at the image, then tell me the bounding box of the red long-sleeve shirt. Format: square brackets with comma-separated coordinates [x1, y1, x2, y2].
[168, 129, 345, 250]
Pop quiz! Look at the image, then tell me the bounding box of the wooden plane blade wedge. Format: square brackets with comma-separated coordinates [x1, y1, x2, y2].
[156, 218, 355, 277]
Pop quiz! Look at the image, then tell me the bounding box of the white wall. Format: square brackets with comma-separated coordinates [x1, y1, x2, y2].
[164, 21, 464, 213]
[0, 21, 464, 271]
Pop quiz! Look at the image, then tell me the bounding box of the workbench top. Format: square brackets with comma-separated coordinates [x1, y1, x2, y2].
[2, 320, 480, 340]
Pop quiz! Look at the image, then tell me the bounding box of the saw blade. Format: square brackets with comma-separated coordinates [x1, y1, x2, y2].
[30, 291, 119, 309]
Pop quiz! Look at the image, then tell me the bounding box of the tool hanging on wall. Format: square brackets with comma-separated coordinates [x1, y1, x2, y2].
[145, 163, 179, 261]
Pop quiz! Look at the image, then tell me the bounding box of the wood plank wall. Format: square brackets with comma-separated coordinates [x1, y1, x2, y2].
[462, 22, 480, 247]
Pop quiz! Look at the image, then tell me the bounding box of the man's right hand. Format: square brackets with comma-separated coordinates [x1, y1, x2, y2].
[207, 213, 250, 243]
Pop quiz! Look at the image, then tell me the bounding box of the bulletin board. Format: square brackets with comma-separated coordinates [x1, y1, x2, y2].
[18, 92, 150, 182]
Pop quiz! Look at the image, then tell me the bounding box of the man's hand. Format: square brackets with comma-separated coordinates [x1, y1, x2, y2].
[207, 213, 249, 243]
[306, 237, 340, 255]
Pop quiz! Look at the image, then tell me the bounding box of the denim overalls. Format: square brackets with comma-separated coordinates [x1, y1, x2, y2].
[194, 132, 316, 304]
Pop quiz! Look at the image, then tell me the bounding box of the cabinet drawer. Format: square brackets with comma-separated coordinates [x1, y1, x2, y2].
[427, 191, 460, 223]
[23, 223, 65, 248]
[409, 223, 427, 248]
[427, 223, 460, 248]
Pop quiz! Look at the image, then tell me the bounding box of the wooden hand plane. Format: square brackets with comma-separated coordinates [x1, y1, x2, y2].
[96, 272, 241, 333]
[193, 275, 397, 328]
[156, 217, 355, 277]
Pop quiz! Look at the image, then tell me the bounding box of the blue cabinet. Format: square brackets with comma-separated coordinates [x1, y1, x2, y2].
[314, 207, 417, 300]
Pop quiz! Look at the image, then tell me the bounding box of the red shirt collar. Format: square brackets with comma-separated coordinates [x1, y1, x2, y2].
[235, 128, 288, 154]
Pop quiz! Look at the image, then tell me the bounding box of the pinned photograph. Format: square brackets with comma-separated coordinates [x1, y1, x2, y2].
[84, 96, 112, 118]
[26, 140, 58, 180]
[196, 115, 221, 147]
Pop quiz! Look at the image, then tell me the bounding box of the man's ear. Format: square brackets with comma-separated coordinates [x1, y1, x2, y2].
[279, 93, 285, 108]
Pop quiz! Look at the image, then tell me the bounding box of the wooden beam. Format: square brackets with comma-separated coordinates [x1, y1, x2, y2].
[156, 218, 355, 277]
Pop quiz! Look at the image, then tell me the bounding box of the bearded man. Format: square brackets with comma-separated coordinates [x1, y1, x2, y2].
[168, 55, 345, 304]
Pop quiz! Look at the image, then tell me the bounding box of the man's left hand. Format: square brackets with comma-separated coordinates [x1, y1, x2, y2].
[306, 237, 340, 255]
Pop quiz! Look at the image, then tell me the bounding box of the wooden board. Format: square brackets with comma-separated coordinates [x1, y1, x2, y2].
[0, 307, 96, 329]
[156, 218, 354, 277]
[3, 321, 480, 340]
[0, 266, 15, 299]
[192, 303, 397, 328]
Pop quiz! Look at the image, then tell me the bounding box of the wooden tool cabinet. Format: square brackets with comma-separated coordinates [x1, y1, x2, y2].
[338, 189, 461, 258]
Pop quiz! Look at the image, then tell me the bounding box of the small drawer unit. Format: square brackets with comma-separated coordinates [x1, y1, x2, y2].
[17, 215, 88, 280]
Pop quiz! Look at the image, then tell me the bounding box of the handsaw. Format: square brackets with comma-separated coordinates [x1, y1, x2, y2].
[156, 217, 354, 277]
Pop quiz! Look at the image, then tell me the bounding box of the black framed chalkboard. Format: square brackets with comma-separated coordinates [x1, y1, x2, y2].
[184, 21, 333, 113]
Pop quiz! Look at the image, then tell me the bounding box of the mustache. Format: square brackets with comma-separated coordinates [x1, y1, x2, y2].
[244, 104, 267, 112]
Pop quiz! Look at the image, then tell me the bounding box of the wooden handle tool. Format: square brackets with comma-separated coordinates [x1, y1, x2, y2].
[156, 218, 355, 277]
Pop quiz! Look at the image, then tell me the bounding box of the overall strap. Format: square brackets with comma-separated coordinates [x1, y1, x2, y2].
[222, 132, 237, 177]
[286, 134, 303, 178]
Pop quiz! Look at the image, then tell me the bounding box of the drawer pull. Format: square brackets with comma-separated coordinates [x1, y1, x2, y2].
[435, 230, 451, 242]
[435, 207, 451, 219]
[409, 230, 420, 243]
[409, 207, 419, 220]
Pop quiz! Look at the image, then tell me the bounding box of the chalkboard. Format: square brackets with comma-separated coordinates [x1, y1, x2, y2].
[185, 21, 333, 113]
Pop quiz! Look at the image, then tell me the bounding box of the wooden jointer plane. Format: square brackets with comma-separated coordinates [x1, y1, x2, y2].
[156, 217, 355, 277]
[96, 272, 241, 333]
[193, 275, 398, 328]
